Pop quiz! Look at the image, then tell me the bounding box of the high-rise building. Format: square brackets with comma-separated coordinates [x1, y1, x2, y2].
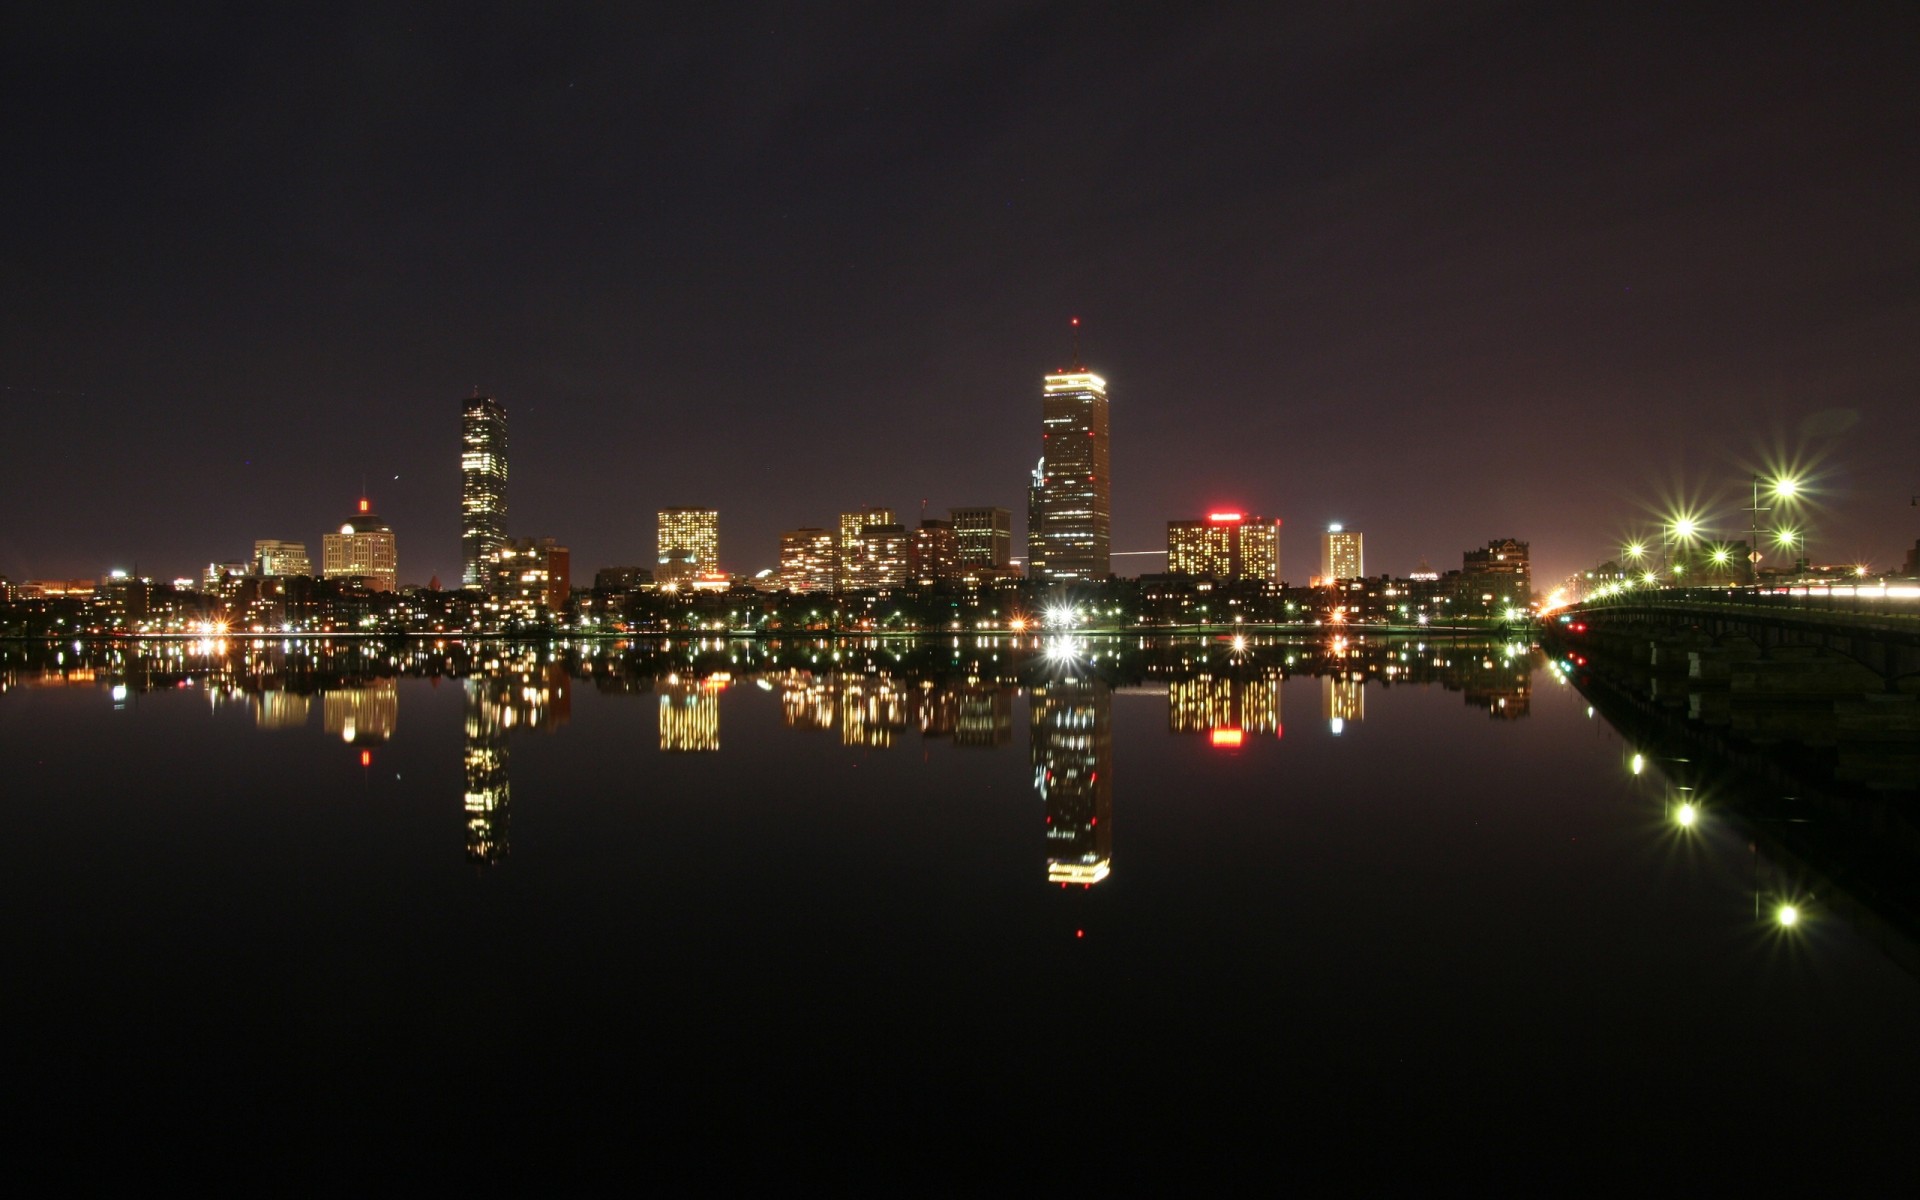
[838, 508, 894, 590]
[1460, 538, 1532, 613]
[253, 540, 312, 578]
[1321, 525, 1363, 584]
[322, 500, 398, 592]
[1029, 333, 1111, 582]
[490, 536, 571, 616]
[950, 506, 1012, 570]
[461, 393, 509, 591]
[911, 519, 960, 585]
[657, 508, 718, 585]
[780, 528, 837, 593]
[1166, 512, 1282, 585]
[845, 524, 911, 590]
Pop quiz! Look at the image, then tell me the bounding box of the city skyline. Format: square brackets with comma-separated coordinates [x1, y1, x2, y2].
[4, 7, 1916, 590]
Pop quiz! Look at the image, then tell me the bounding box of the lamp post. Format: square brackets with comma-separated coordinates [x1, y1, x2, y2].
[1664, 518, 1698, 587]
[1749, 475, 1801, 584]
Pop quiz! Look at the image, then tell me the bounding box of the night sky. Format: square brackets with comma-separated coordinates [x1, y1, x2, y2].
[4, 2, 1916, 588]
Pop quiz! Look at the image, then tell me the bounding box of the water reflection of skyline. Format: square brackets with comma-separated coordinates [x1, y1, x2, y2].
[4, 636, 1541, 889]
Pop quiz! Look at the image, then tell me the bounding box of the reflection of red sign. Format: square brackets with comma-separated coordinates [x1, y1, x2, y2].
[1210, 728, 1244, 748]
[359, 750, 372, 767]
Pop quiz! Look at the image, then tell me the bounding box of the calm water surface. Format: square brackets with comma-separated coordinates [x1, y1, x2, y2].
[4, 636, 1915, 1183]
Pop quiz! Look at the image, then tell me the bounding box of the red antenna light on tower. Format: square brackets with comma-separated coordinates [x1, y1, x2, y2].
[1069, 316, 1082, 369]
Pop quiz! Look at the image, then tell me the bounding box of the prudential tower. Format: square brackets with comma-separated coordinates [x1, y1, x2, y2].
[1026, 319, 1110, 583]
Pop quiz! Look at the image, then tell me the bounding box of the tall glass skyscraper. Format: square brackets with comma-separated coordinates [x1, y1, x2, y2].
[461, 393, 509, 590]
[1028, 351, 1111, 583]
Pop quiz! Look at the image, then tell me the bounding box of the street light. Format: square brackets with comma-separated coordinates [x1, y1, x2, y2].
[1750, 474, 1803, 583]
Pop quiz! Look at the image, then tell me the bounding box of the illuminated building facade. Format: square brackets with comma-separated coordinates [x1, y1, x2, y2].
[779, 528, 836, 593]
[490, 536, 571, 616]
[1031, 679, 1113, 884]
[911, 519, 959, 585]
[253, 540, 311, 578]
[1029, 363, 1111, 582]
[951, 506, 1012, 570]
[321, 501, 398, 592]
[838, 508, 894, 590]
[845, 523, 910, 591]
[461, 393, 509, 590]
[1167, 513, 1281, 585]
[658, 507, 718, 585]
[1321, 525, 1363, 585]
[1460, 538, 1533, 613]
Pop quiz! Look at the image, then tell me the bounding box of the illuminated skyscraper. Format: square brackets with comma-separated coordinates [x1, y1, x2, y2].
[950, 506, 1012, 570]
[910, 519, 959, 584]
[838, 507, 894, 590]
[1029, 325, 1110, 582]
[461, 393, 509, 590]
[845, 524, 911, 590]
[1321, 525, 1363, 584]
[779, 528, 837, 593]
[1167, 512, 1281, 585]
[658, 507, 718, 584]
[490, 536, 571, 617]
[322, 500, 398, 591]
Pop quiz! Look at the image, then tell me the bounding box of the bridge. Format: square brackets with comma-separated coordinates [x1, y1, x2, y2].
[1560, 584, 1920, 690]
[1552, 585, 1920, 793]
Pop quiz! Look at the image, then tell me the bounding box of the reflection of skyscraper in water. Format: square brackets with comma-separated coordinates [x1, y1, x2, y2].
[915, 682, 1014, 746]
[253, 690, 313, 730]
[464, 678, 510, 866]
[323, 681, 398, 744]
[660, 676, 721, 751]
[954, 686, 1013, 747]
[1031, 679, 1113, 885]
[840, 677, 906, 748]
[462, 662, 572, 866]
[780, 673, 836, 732]
[1167, 675, 1283, 739]
[1323, 673, 1364, 734]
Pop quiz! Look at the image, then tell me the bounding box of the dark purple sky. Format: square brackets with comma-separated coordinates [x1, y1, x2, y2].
[4, 2, 1916, 589]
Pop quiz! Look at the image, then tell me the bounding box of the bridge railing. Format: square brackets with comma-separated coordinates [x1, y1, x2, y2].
[1576, 583, 1920, 619]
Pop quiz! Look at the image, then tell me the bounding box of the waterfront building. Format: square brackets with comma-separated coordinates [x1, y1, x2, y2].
[779, 528, 837, 593]
[845, 524, 911, 590]
[838, 508, 895, 590]
[253, 540, 312, 578]
[461, 392, 509, 591]
[321, 500, 398, 592]
[1460, 538, 1533, 613]
[911, 519, 960, 585]
[491, 536, 571, 616]
[951, 506, 1012, 570]
[1167, 512, 1281, 585]
[1321, 525, 1363, 585]
[1028, 339, 1111, 582]
[658, 507, 718, 585]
